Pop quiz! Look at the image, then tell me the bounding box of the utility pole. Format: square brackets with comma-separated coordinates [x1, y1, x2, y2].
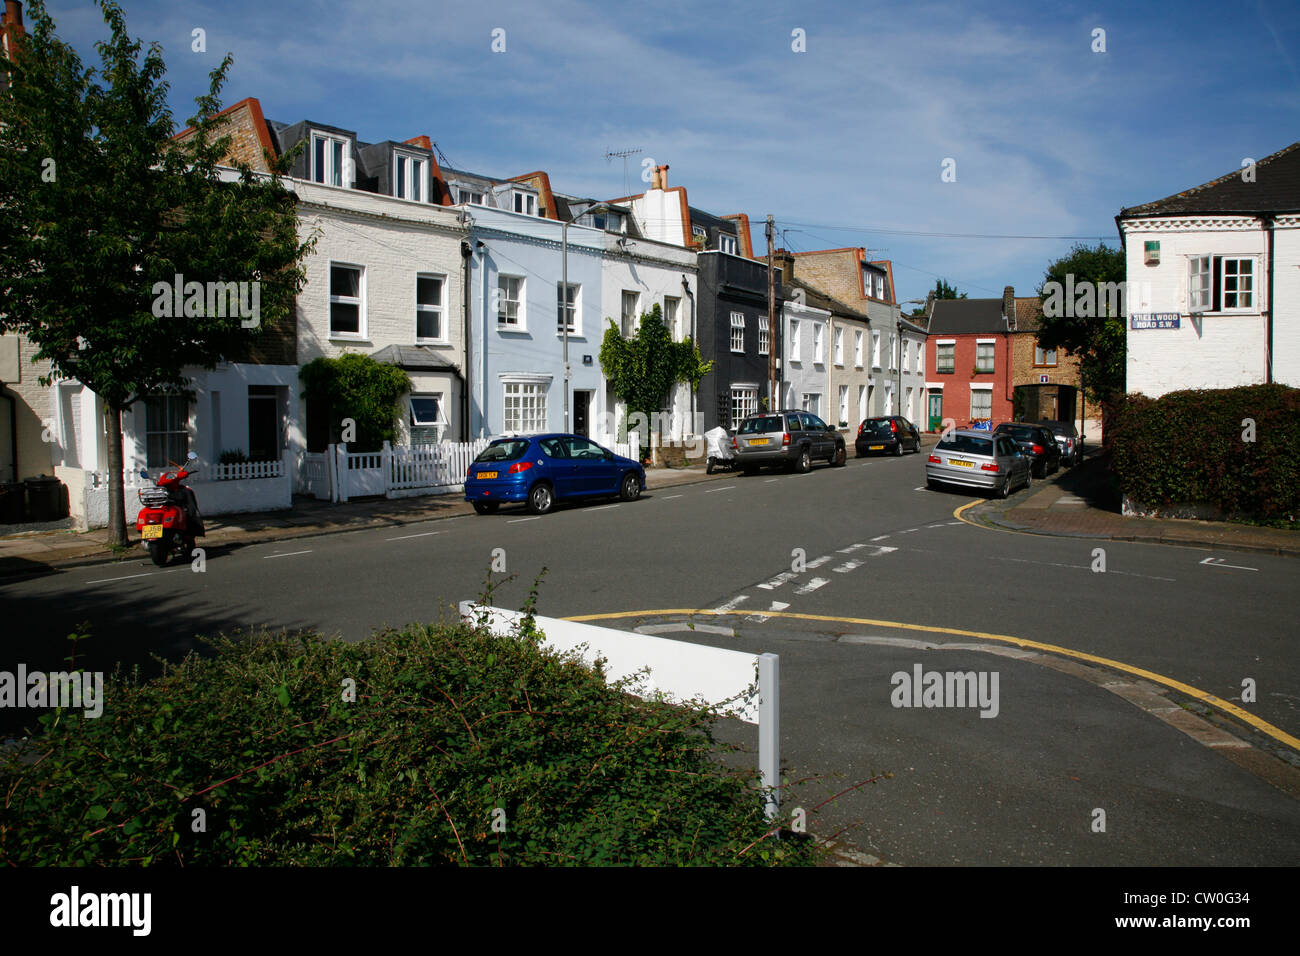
[766, 215, 776, 409]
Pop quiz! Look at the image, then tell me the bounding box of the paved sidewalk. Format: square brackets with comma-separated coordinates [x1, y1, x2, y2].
[966, 455, 1300, 557]
[0, 464, 739, 578]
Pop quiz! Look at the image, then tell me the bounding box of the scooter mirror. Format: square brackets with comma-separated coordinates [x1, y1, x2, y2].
[186, 452, 198, 461]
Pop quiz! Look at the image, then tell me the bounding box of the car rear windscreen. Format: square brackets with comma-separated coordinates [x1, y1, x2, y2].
[996, 424, 1038, 440]
[739, 416, 783, 435]
[475, 439, 530, 462]
[937, 435, 993, 456]
[862, 419, 894, 437]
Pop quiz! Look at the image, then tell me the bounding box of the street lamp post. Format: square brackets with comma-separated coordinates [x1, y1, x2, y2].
[561, 202, 615, 434]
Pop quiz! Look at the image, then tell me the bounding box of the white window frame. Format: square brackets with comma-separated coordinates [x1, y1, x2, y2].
[871, 330, 881, 368]
[833, 327, 844, 366]
[875, 275, 886, 299]
[415, 272, 446, 343]
[730, 311, 745, 353]
[557, 282, 581, 335]
[759, 315, 770, 355]
[453, 183, 486, 206]
[1219, 256, 1256, 312]
[936, 339, 955, 373]
[329, 262, 365, 339]
[497, 275, 525, 329]
[902, 337, 911, 372]
[854, 330, 863, 368]
[813, 323, 825, 364]
[731, 385, 758, 429]
[513, 190, 538, 216]
[718, 234, 738, 255]
[969, 383, 993, 423]
[409, 393, 446, 444]
[916, 341, 924, 375]
[311, 131, 350, 187]
[144, 395, 190, 469]
[789, 319, 801, 362]
[889, 334, 898, 370]
[975, 338, 996, 374]
[664, 296, 681, 339]
[621, 291, 641, 337]
[802, 392, 821, 416]
[502, 379, 549, 434]
[838, 384, 849, 426]
[393, 151, 427, 203]
[1034, 343, 1058, 366]
[1188, 255, 1212, 313]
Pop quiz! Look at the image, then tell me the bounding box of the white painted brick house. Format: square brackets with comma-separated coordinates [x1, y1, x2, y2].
[1118, 142, 1300, 396]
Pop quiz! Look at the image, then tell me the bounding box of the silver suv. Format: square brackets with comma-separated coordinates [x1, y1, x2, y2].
[733, 410, 847, 475]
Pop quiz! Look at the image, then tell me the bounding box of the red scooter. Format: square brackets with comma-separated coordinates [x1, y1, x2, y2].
[135, 452, 206, 566]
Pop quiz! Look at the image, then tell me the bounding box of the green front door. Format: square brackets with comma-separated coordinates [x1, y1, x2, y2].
[927, 392, 943, 432]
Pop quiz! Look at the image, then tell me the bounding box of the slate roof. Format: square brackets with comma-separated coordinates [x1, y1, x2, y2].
[1118, 141, 1300, 218]
[371, 345, 459, 371]
[927, 298, 1009, 335]
[781, 278, 869, 321]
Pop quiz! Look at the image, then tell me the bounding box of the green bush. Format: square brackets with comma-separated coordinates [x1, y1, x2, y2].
[1108, 384, 1300, 520]
[0, 616, 818, 866]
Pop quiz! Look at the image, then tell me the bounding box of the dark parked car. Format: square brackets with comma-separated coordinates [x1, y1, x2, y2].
[733, 410, 847, 475]
[1039, 420, 1084, 467]
[992, 422, 1061, 478]
[855, 416, 921, 457]
[464, 434, 645, 515]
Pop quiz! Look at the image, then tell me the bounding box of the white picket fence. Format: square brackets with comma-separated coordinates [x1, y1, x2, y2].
[209, 459, 284, 481]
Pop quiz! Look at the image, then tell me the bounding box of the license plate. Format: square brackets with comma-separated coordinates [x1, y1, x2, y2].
[141, 524, 164, 539]
[869, 444, 884, 451]
[948, 459, 974, 468]
[749, 438, 770, 446]
[478, 471, 498, 479]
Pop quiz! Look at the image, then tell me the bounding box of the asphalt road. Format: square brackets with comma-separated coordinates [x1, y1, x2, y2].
[4, 450, 1298, 865]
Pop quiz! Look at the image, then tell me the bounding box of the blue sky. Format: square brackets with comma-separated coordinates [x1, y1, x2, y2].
[42, 0, 1300, 306]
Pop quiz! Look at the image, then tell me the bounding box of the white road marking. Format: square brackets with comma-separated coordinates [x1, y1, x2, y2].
[506, 517, 541, 523]
[794, 577, 829, 594]
[704, 486, 735, 493]
[927, 523, 947, 529]
[805, 555, 834, 569]
[590, 503, 621, 511]
[747, 600, 791, 623]
[947, 521, 963, 526]
[712, 594, 749, 612]
[871, 534, 890, 542]
[387, 530, 444, 539]
[899, 527, 919, 534]
[837, 543, 867, 553]
[764, 478, 779, 483]
[914, 486, 927, 491]
[1199, 557, 1259, 572]
[264, 550, 312, 559]
[85, 569, 174, 585]
[757, 571, 797, 590]
[833, 559, 863, 573]
[662, 494, 683, 500]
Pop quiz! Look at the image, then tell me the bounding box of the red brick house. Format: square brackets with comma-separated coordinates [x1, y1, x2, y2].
[923, 291, 1015, 430]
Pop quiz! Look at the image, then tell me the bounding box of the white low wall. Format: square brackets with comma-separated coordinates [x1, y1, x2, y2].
[62, 466, 291, 530]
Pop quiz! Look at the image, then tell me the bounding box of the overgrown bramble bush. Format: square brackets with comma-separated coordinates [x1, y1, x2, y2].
[1107, 384, 1300, 521]
[0, 618, 818, 866]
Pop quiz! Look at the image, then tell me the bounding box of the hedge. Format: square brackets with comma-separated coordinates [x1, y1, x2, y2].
[0, 617, 819, 866]
[1107, 384, 1300, 520]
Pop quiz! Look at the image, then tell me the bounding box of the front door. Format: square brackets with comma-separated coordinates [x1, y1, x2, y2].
[573, 390, 591, 437]
[927, 392, 943, 432]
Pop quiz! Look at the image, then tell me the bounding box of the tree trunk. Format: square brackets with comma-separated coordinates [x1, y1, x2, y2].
[105, 403, 127, 547]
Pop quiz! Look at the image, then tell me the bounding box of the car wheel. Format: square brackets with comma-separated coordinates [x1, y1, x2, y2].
[527, 482, 554, 515]
[795, 448, 812, 473]
[926, 478, 939, 490]
[473, 501, 498, 515]
[706, 458, 715, 475]
[997, 475, 1011, 499]
[619, 472, 641, 502]
[893, 442, 903, 457]
[831, 444, 847, 467]
[1024, 469, 1033, 492]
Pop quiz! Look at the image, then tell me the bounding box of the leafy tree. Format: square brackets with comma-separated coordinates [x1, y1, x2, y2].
[0, 0, 312, 545]
[1033, 242, 1127, 403]
[910, 278, 966, 315]
[599, 304, 713, 436]
[299, 354, 411, 452]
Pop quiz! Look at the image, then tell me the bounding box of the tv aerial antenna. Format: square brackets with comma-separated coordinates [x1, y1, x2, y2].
[605, 146, 644, 196]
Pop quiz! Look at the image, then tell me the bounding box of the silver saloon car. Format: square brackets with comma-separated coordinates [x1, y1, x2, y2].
[926, 429, 1031, 498]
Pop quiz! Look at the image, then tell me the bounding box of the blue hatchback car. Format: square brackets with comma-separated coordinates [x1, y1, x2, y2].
[464, 434, 646, 515]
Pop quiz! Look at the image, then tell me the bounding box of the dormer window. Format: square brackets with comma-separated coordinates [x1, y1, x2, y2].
[583, 209, 626, 233]
[512, 191, 538, 216]
[311, 132, 350, 187]
[692, 225, 707, 245]
[452, 184, 485, 205]
[718, 234, 738, 255]
[394, 152, 427, 202]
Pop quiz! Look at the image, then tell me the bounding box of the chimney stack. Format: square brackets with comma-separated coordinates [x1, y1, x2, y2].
[773, 249, 795, 283]
[1003, 285, 1015, 328]
[650, 164, 669, 191]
